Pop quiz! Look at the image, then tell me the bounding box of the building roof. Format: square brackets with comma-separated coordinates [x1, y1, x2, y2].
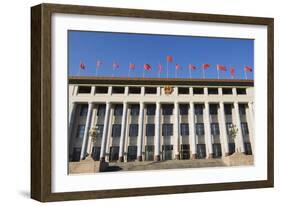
[68, 76, 254, 87]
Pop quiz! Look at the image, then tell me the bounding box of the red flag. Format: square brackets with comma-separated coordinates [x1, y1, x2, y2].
[112, 62, 119, 69]
[230, 67, 235, 76]
[80, 62, 85, 70]
[175, 64, 181, 70]
[216, 64, 226, 71]
[144, 64, 152, 71]
[188, 64, 196, 70]
[129, 63, 135, 70]
[96, 60, 102, 68]
[202, 63, 210, 69]
[244, 66, 253, 72]
[157, 64, 163, 73]
[166, 55, 173, 62]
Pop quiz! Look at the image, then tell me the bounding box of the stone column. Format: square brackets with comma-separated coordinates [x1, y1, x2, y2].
[204, 102, 213, 158]
[137, 102, 144, 161]
[80, 102, 94, 160]
[118, 102, 128, 162]
[189, 102, 196, 159]
[154, 102, 161, 161]
[100, 102, 111, 162]
[234, 102, 245, 153]
[219, 102, 229, 156]
[174, 102, 180, 159]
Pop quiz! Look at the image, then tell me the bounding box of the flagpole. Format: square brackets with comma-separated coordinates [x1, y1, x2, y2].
[202, 67, 205, 79]
[244, 70, 247, 80]
[189, 68, 191, 79]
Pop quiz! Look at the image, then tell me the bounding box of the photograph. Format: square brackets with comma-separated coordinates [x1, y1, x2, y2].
[67, 31, 255, 174]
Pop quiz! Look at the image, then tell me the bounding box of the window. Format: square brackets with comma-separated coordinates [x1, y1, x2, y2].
[239, 104, 246, 115]
[162, 124, 173, 136]
[130, 104, 139, 116]
[209, 104, 218, 115]
[208, 88, 218, 94]
[109, 146, 119, 161]
[129, 87, 141, 94]
[244, 142, 252, 155]
[146, 104, 156, 115]
[129, 124, 139, 137]
[222, 88, 232, 94]
[211, 123, 220, 135]
[145, 87, 157, 94]
[95, 86, 108, 94]
[197, 144, 206, 159]
[71, 147, 81, 162]
[228, 143, 235, 155]
[193, 87, 204, 94]
[96, 124, 104, 138]
[224, 104, 232, 115]
[196, 123, 205, 135]
[178, 87, 189, 94]
[162, 145, 173, 160]
[112, 86, 125, 94]
[180, 123, 189, 136]
[114, 104, 123, 116]
[79, 104, 88, 116]
[112, 124, 121, 137]
[180, 144, 190, 159]
[179, 104, 188, 115]
[212, 144, 222, 158]
[91, 147, 101, 161]
[241, 122, 249, 135]
[226, 123, 233, 135]
[162, 104, 173, 115]
[195, 104, 203, 115]
[146, 124, 155, 136]
[127, 146, 137, 161]
[97, 104, 105, 116]
[237, 88, 247, 95]
[145, 145, 154, 161]
[76, 125, 85, 138]
[78, 86, 91, 94]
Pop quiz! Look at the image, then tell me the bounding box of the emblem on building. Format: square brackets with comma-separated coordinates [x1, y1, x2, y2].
[164, 86, 173, 94]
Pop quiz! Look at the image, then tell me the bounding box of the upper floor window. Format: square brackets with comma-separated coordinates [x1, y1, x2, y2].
[179, 104, 189, 115]
[224, 104, 232, 115]
[97, 104, 105, 116]
[96, 124, 104, 138]
[195, 104, 203, 115]
[95, 86, 108, 94]
[129, 87, 141, 94]
[226, 123, 233, 135]
[222, 88, 233, 95]
[79, 104, 88, 116]
[195, 123, 205, 136]
[237, 88, 247, 95]
[78, 86, 91, 94]
[112, 124, 121, 137]
[112, 87, 125, 94]
[209, 104, 218, 115]
[146, 104, 156, 115]
[146, 124, 155, 136]
[145, 87, 157, 94]
[130, 104, 140, 116]
[193, 88, 204, 94]
[129, 124, 139, 137]
[162, 124, 173, 136]
[180, 123, 189, 136]
[114, 104, 123, 116]
[239, 104, 246, 115]
[76, 124, 85, 138]
[162, 104, 173, 115]
[178, 87, 189, 94]
[241, 122, 249, 135]
[211, 123, 220, 135]
[208, 88, 218, 95]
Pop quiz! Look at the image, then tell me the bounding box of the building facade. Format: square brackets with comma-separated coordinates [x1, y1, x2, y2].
[68, 77, 254, 163]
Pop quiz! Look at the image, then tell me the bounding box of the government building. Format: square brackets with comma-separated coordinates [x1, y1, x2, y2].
[68, 77, 254, 166]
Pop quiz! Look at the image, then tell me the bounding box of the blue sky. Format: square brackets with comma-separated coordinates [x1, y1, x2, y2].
[68, 30, 254, 80]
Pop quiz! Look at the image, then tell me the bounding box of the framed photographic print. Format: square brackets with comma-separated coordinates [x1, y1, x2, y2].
[31, 3, 274, 202]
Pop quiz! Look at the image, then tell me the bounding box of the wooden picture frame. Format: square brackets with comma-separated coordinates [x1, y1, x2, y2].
[31, 3, 274, 202]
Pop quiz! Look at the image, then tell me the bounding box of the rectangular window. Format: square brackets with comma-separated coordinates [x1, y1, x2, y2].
[222, 88, 233, 94]
[146, 124, 155, 136]
[112, 86, 125, 94]
[244, 142, 252, 155]
[95, 86, 108, 94]
[212, 143, 222, 158]
[180, 144, 190, 159]
[196, 123, 205, 135]
[78, 86, 91, 94]
[96, 124, 104, 138]
[178, 87, 189, 94]
[237, 88, 247, 95]
[112, 124, 121, 137]
[146, 104, 156, 115]
[91, 147, 101, 161]
[145, 87, 157, 94]
[228, 143, 235, 155]
[239, 104, 246, 115]
[162, 124, 173, 136]
[179, 104, 189, 115]
[109, 146, 119, 161]
[211, 123, 220, 135]
[197, 144, 206, 159]
[76, 125, 85, 138]
[180, 123, 189, 136]
[145, 145, 154, 161]
[114, 104, 123, 116]
[79, 104, 88, 116]
[193, 87, 204, 94]
[97, 104, 106, 116]
[129, 124, 139, 137]
[127, 146, 137, 161]
[130, 104, 140, 116]
[208, 88, 218, 94]
[226, 123, 233, 135]
[224, 104, 232, 115]
[241, 122, 249, 135]
[129, 87, 141, 94]
[209, 104, 218, 115]
[162, 104, 173, 115]
[195, 104, 203, 115]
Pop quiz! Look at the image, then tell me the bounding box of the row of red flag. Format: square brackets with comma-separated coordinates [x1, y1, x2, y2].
[79, 55, 253, 78]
